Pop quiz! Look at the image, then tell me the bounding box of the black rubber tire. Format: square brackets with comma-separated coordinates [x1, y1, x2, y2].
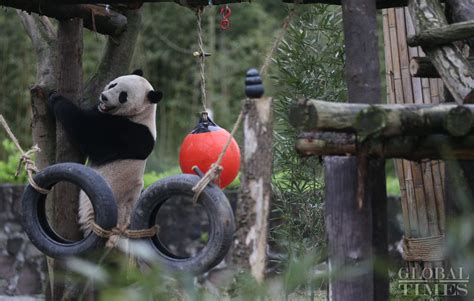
[130, 174, 235, 275]
[21, 163, 117, 258]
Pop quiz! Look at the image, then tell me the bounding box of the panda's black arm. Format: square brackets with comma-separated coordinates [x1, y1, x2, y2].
[49, 94, 96, 146]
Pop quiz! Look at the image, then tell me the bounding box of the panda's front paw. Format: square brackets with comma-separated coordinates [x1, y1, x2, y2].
[48, 91, 62, 107]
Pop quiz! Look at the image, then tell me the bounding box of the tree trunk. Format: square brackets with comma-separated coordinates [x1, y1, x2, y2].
[52, 18, 85, 300]
[325, 0, 388, 300]
[232, 97, 273, 282]
[17, 13, 58, 170]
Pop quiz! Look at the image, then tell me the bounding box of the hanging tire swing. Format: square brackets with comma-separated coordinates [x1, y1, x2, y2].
[130, 173, 235, 275]
[21, 163, 118, 258]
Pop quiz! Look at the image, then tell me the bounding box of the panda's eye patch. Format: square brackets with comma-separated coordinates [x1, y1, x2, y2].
[119, 91, 128, 104]
[108, 83, 117, 89]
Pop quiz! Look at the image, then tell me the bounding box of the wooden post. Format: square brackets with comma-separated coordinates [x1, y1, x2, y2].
[325, 0, 388, 300]
[232, 70, 272, 282]
[52, 18, 84, 300]
[382, 6, 445, 273]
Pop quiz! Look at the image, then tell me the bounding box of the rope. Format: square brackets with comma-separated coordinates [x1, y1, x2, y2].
[260, 5, 298, 77]
[89, 221, 159, 249]
[196, 7, 208, 113]
[191, 5, 298, 202]
[0, 114, 50, 194]
[402, 235, 445, 262]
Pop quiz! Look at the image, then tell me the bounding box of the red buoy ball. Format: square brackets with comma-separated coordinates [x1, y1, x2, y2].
[179, 118, 240, 189]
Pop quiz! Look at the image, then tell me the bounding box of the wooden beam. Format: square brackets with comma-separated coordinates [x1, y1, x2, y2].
[290, 99, 474, 137]
[297, 131, 474, 160]
[1, 1, 127, 36]
[283, 0, 408, 9]
[410, 56, 474, 78]
[36, 0, 249, 6]
[408, 0, 474, 104]
[407, 20, 474, 47]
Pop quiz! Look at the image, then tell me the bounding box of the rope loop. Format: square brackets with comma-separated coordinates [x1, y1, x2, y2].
[89, 221, 159, 249]
[402, 235, 445, 261]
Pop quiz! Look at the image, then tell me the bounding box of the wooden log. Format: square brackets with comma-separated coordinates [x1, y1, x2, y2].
[1, 0, 127, 36]
[282, 0, 408, 9]
[297, 131, 474, 160]
[407, 20, 474, 47]
[408, 0, 474, 104]
[290, 99, 474, 137]
[409, 56, 474, 78]
[410, 57, 440, 78]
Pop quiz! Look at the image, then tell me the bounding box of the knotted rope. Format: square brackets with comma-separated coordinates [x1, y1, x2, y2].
[0, 114, 50, 194]
[190, 5, 298, 202]
[192, 111, 243, 203]
[402, 235, 445, 262]
[88, 221, 159, 249]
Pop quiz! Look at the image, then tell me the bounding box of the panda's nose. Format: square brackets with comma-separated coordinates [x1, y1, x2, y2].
[101, 93, 108, 102]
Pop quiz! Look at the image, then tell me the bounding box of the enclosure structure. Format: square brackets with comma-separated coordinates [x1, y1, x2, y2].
[1, 0, 474, 300]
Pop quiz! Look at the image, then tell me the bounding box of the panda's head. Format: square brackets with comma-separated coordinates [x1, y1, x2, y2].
[98, 70, 163, 117]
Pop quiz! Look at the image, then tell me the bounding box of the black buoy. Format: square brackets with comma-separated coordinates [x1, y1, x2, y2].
[245, 68, 264, 99]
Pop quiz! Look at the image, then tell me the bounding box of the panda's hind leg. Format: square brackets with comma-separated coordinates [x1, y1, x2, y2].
[78, 190, 95, 237]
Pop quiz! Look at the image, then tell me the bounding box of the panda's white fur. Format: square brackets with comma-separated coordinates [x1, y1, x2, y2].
[77, 74, 158, 244]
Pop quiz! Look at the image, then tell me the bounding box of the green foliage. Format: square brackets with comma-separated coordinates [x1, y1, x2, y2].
[272, 4, 345, 259]
[0, 139, 28, 184]
[143, 166, 182, 188]
[0, 9, 36, 157]
[68, 243, 327, 300]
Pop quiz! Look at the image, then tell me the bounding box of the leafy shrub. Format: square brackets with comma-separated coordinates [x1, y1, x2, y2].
[0, 139, 28, 184]
[272, 4, 345, 258]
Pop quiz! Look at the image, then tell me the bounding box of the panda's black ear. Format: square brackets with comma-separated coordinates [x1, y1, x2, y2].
[132, 69, 144, 76]
[148, 90, 163, 103]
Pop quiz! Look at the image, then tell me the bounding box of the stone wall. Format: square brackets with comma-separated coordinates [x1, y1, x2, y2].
[0, 184, 46, 297]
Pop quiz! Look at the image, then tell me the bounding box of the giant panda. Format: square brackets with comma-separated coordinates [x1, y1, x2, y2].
[49, 70, 163, 246]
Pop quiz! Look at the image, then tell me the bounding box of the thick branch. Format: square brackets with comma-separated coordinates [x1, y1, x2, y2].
[408, 0, 474, 104]
[407, 20, 474, 47]
[84, 9, 142, 105]
[283, 0, 407, 8]
[2, 1, 127, 36]
[296, 132, 474, 160]
[289, 99, 474, 137]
